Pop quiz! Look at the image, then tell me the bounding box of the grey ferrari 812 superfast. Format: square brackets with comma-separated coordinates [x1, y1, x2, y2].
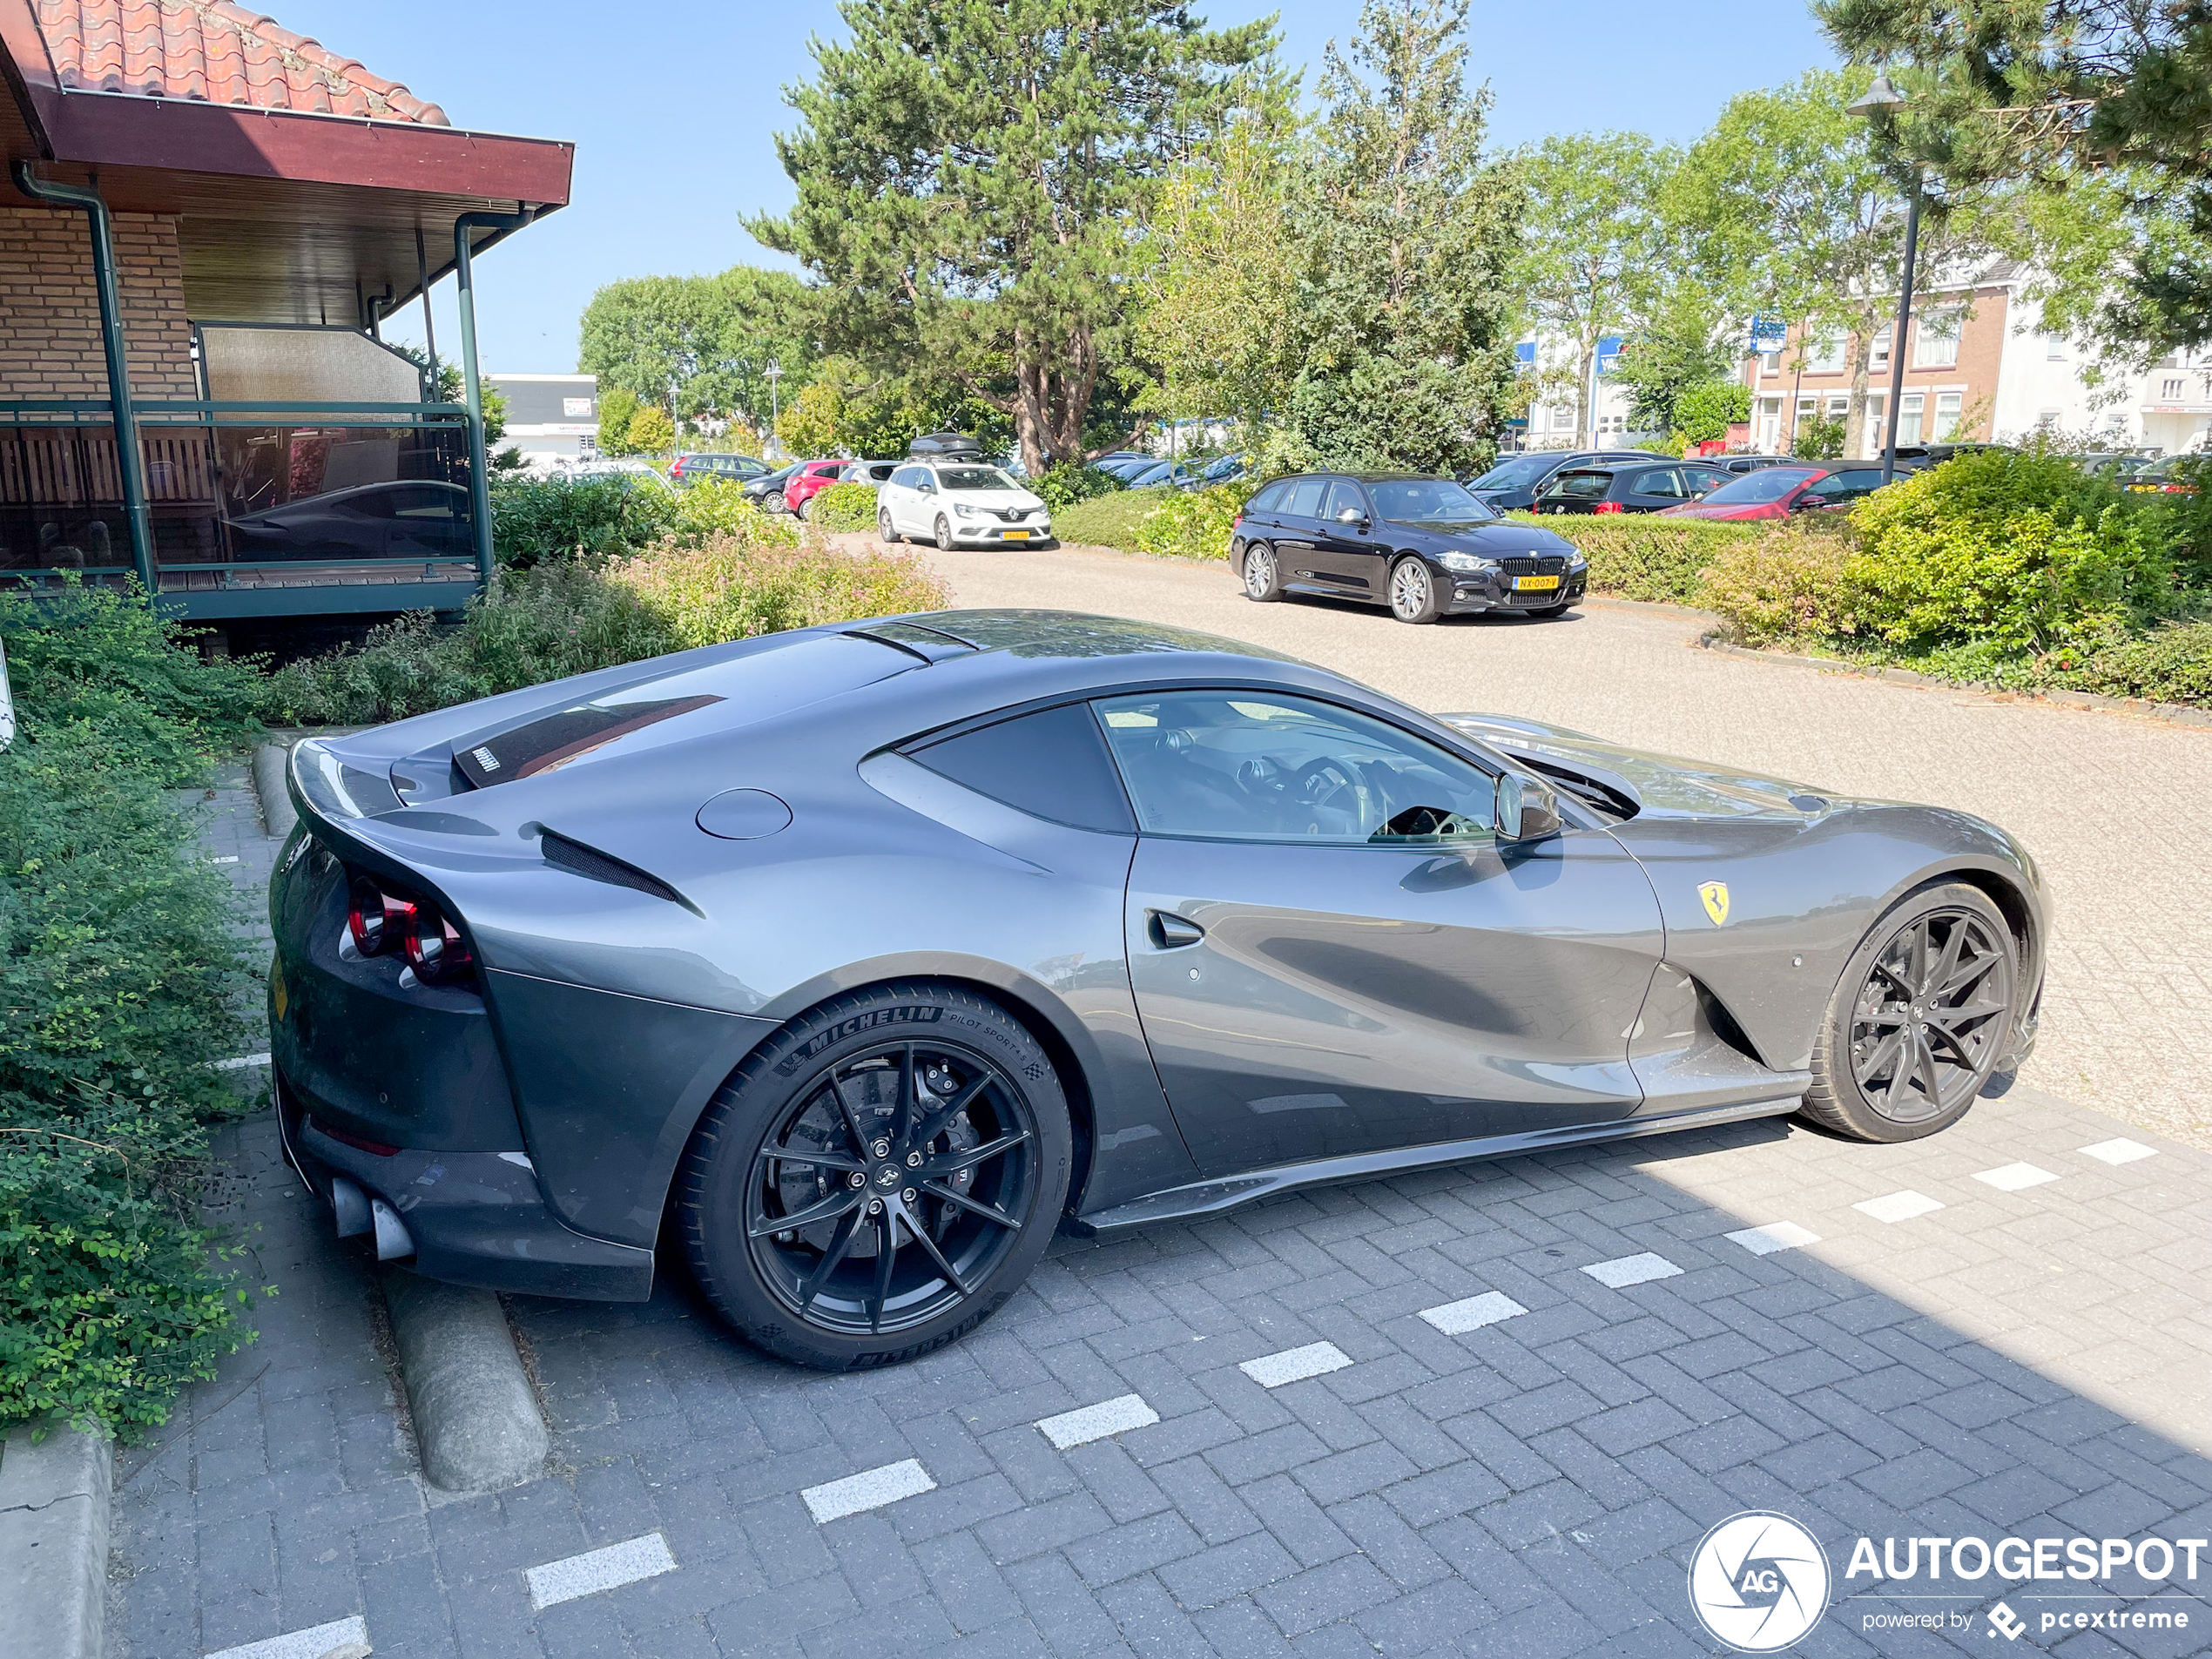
[271, 610, 2044, 1368]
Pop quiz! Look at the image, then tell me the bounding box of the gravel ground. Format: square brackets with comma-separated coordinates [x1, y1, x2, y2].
[882, 536, 2212, 1151]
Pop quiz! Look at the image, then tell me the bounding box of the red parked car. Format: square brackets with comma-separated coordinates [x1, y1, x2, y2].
[1657, 463, 1888, 521]
[781, 458, 853, 517]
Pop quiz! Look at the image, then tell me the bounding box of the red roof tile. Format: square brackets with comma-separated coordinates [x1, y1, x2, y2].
[32, 0, 449, 125]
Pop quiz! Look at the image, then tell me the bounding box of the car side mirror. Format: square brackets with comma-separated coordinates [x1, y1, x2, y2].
[1793, 494, 1829, 510]
[1495, 773, 1561, 842]
[1336, 506, 1366, 525]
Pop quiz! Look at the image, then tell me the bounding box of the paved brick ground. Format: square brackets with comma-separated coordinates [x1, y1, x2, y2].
[910, 539, 2212, 1150]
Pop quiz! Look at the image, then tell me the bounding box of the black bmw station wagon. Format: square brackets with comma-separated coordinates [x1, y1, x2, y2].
[1230, 473, 1588, 624]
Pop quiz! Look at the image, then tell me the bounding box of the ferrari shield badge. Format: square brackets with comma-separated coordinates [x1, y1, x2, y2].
[1698, 881, 1730, 926]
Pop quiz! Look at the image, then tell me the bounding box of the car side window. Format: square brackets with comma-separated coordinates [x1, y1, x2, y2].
[1093, 691, 1496, 846]
[907, 703, 1136, 833]
[1322, 480, 1368, 523]
[1822, 469, 1882, 500]
[1636, 469, 1684, 498]
[1247, 482, 1287, 516]
[1282, 478, 1325, 517]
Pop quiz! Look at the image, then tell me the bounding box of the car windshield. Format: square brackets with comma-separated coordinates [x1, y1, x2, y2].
[1367, 479, 1496, 524]
[1700, 468, 1823, 505]
[940, 467, 1017, 490]
[1542, 469, 1613, 498]
[1467, 455, 1555, 490]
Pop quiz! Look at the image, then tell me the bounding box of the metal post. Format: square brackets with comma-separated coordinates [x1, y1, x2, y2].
[12, 163, 157, 596]
[453, 210, 536, 588]
[1880, 172, 1923, 487]
[415, 226, 439, 388]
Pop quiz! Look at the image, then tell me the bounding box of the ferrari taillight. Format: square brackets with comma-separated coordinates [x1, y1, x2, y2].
[347, 877, 413, 956]
[402, 902, 474, 985]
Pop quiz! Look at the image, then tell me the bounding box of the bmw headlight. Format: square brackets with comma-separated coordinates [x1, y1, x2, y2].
[1438, 550, 1499, 574]
[1567, 553, 1588, 570]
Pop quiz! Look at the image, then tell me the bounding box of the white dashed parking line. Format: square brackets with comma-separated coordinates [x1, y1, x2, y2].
[801, 1460, 936, 1524]
[2080, 1137, 2157, 1166]
[204, 1615, 368, 1659]
[1724, 1221, 1821, 1256]
[1418, 1291, 1527, 1334]
[1036, 1393, 1159, 1450]
[1241, 1341, 1352, 1388]
[214, 1053, 272, 1071]
[1974, 1162, 2060, 1192]
[525, 1531, 678, 1609]
[1581, 1252, 1682, 1289]
[1854, 1190, 1946, 1224]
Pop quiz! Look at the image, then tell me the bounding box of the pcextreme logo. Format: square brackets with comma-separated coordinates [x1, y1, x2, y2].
[1687, 1511, 1831, 1652]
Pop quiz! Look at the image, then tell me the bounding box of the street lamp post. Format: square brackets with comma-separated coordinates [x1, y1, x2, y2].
[764, 361, 784, 459]
[1850, 71, 1922, 487]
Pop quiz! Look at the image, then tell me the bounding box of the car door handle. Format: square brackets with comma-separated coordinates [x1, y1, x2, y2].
[1148, 911, 1205, 949]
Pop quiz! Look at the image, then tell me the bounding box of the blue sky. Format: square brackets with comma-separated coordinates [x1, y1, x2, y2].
[269, 1, 1837, 374]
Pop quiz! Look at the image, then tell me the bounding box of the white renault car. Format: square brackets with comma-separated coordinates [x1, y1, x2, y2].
[878, 461, 1055, 549]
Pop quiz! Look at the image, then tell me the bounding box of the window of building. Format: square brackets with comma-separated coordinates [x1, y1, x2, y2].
[1914, 307, 1964, 368]
[1898, 392, 1925, 444]
[1932, 391, 1963, 441]
[1759, 349, 1783, 374]
[2045, 334, 2067, 362]
[2036, 409, 2061, 429]
[1550, 406, 1575, 431]
[1869, 326, 1894, 371]
[2161, 376, 2186, 401]
[1805, 334, 1845, 374]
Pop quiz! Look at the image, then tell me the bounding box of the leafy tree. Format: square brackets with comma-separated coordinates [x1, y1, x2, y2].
[1514, 132, 1679, 447]
[1817, 0, 2212, 358]
[1671, 381, 1752, 448]
[752, 0, 1272, 475]
[1793, 411, 1847, 459]
[1666, 69, 1989, 457]
[1608, 285, 1741, 438]
[578, 267, 817, 436]
[595, 387, 642, 456]
[1273, 0, 1522, 475]
[624, 403, 674, 456]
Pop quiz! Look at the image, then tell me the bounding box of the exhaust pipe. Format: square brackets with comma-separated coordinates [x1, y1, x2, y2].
[331, 1174, 415, 1260]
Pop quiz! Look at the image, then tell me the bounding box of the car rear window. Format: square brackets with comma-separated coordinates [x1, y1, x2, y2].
[1247, 482, 1288, 514]
[908, 703, 1135, 833]
[1545, 470, 1613, 498]
[1702, 468, 1821, 505]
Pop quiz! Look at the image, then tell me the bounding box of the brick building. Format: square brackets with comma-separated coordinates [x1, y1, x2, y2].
[1, 0, 573, 622]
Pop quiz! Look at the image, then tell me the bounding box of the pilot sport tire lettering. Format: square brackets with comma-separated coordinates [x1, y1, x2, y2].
[1799, 881, 2018, 1143]
[1388, 556, 1443, 624]
[1242, 543, 1282, 603]
[677, 982, 1072, 1370]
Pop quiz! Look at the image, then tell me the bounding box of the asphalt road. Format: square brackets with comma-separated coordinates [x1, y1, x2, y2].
[900, 536, 2212, 1151]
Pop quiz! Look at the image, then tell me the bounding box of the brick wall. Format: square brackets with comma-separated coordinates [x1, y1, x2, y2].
[0, 206, 197, 401]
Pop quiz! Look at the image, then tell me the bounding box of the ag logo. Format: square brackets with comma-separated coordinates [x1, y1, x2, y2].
[1699, 880, 1731, 926]
[1687, 1511, 1830, 1652]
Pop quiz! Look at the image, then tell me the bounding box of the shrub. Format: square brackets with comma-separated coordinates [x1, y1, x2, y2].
[1033, 462, 1125, 509]
[269, 523, 945, 725]
[664, 479, 801, 550]
[1845, 448, 2173, 652]
[1131, 482, 1257, 562]
[624, 405, 675, 455]
[2034, 618, 2212, 705]
[1054, 486, 1171, 550]
[1504, 513, 1767, 606]
[1698, 525, 1858, 647]
[0, 589, 266, 1435]
[491, 472, 679, 569]
[806, 481, 880, 533]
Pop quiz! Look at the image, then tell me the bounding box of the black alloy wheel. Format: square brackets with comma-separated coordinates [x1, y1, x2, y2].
[679, 983, 1070, 1368]
[1801, 882, 2018, 1142]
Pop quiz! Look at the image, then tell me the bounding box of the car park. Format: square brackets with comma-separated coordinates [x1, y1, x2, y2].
[1711, 454, 1800, 475]
[1462, 449, 1657, 512]
[1123, 460, 1204, 489]
[782, 458, 853, 518]
[1100, 456, 1163, 482]
[1533, 459, 1727, 515]
[843, 460, 900, 488]
[742, 462, 802, 510]
[669, 453, 768, 485]
[1656, 462, 1888, 521]
[271, 610, 2046, 1370]
[2124, 455, 2201, 496]
[1231, 472, 1586, 624]
[877, 460, 1055, 548]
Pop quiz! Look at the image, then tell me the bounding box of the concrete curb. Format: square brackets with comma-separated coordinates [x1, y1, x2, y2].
[251, 742, 295, 842]
[0, 1424, 111, 1659]
[380, 1271, 549, 1494]
[1694, 631, 2212, 731]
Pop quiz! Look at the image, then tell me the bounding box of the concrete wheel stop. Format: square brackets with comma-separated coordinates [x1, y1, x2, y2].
[381, 1271, 549, 1494]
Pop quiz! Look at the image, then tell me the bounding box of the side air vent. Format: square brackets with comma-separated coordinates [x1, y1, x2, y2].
[539, 829, 693, 910]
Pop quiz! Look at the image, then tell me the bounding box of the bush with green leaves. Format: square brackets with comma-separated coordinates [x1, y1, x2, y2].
[1130, 482, 1257, 561]
[491, 472, 679, 569]
[1033, 462, 1126, 509]
[1503, 512, 1768, 606]
[806, 481, 880, 532]
[1051, 487, 1173, 550]
[0, 587, 266, 1435]
[2035, 619, 2212, 705]
[1697, 524, 1859, 646]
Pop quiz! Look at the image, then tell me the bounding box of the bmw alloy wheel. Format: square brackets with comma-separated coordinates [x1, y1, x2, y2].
[1389, 557, 1440, 624]
[1244, 544, 1278, 600]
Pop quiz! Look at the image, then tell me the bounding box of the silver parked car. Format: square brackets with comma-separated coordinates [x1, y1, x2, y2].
[271, 612, 2046, 1370]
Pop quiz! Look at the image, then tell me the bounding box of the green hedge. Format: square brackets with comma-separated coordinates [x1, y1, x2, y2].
[807, 481, 880, 532]
[0, 583, 266, 1436]
[1503, 512, 1766, 606]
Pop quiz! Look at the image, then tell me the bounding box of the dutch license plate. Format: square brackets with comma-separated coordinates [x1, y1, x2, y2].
[1002, 529, 1031, 540]
[1514, 574, 1561, 591]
